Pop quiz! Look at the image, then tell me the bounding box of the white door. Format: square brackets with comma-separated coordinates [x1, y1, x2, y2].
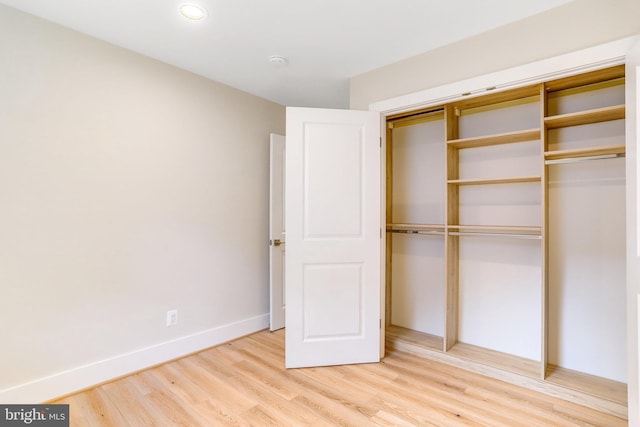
[269, 133, 286, 331]
[285, 107, 381, 368]
[626, 40, 640, 427]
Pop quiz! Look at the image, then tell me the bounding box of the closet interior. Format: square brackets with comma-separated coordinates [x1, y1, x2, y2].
[384, 65, 627, 417]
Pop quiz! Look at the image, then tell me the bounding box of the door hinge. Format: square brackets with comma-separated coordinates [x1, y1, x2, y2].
[379, 319, 382, 329]
[380, 137, 382, 148]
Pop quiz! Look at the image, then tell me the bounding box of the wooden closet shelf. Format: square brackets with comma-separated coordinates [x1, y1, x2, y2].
[546, 77, 625, 99]
[447, 342, 541, 379]
[448, 232, 541, 240]
[453, 84, 540, 110]
[448, 225, 542, 234]
[544, 144, 625, 161]
[386, 325, 444, 353]
[447, 128, 540, 149]
[544, 104, 625, 129]
[546, 365, 627, 405]
[388, 110, 444, 128]
[544, 64, 625, 92]
[446, 225, 542, 240]
[447, 176, 541, 185]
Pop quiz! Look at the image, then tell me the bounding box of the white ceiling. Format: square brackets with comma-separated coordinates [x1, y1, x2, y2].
[0, 0, 574, 108]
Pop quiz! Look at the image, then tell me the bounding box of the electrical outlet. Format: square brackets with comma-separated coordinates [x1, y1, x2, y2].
[166, 309, 178, 326]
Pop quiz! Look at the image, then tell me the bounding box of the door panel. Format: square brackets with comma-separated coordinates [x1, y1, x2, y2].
[304, 123, 364, 237]
[285, 107, 381, 368]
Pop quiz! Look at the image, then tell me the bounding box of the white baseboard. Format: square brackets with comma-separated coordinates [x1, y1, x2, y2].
[1, 313, 269, 403]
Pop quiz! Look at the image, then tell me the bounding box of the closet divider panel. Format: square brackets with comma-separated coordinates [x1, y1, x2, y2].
[445, 104, 460, 350]
[540, 83, 549, 379]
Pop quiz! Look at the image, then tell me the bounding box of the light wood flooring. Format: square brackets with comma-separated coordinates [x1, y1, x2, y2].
[52, 329, 627, 426]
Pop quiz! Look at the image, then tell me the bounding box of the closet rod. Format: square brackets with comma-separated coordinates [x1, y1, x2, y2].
[448, 231, 541, 240]
[389, 229, 444, 236]
[544, 153, 624, 165]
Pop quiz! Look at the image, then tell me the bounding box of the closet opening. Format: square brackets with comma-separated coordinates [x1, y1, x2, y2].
[383, 64, 627, 417]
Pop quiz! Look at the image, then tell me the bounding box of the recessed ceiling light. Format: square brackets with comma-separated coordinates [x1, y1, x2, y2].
[179, 4, 207, 20]
[269, 55, 288, 67]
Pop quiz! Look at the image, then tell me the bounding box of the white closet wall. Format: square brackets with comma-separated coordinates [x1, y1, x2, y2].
[458, 237, 542, 360]
[390, 118, 445, 336]
[548, 135, 626, 381]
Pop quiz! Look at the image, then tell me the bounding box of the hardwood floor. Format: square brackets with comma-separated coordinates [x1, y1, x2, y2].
[52, 329, 627, 426]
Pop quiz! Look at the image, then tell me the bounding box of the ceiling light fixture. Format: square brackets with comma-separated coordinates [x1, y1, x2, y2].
[269, 55, 289, 68]
[179, 4, 207, 20]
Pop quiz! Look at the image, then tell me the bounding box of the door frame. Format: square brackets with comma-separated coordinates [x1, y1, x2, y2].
[369, 35, 640, 425]
[269, 133, 286, 331]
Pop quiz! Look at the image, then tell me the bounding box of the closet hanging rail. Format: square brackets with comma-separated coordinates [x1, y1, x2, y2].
[544, 153, 625, 165]
[448, 231, 542, 240]
[389, 229, 445, 236]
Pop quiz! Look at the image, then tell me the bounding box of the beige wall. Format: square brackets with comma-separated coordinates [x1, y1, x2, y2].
[0, 4, 284, 398]
[350, 0, 640, 109]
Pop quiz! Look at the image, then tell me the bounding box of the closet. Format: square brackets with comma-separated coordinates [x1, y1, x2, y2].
[385, 65, 627, 417]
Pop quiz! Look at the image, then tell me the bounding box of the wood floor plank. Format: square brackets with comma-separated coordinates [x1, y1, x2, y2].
[192, 399, 251, 427]
[382, 349, 620, 426]
[100, 378, 157, 426]
[165, 363, 257, 414]
[192, 351, 237, 378]
[289, 367, 380, 420]
[229, 371, 319, 426]
[51, 329, 627, 426]
[77, 387, 132, 426]
[291, 391, 373, 426]
[369, 399, 442, 427]
[379, 354, 557, 426]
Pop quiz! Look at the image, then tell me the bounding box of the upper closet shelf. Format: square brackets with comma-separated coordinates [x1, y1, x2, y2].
[448, 224, 541, 234]
[544, 105, 625, 129]
[544, 65, 625, 92]
[447, 128, 540, 149]
[453, 85, 540, 110]
[448, 176, 541, 185]
[447, 224, 542, 239]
